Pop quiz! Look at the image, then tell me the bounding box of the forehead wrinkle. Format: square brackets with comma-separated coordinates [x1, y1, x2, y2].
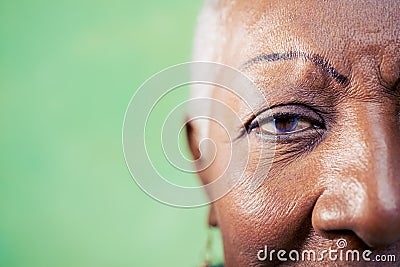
[233, 0, 400, 71]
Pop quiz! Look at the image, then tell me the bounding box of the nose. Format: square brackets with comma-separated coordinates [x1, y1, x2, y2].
[312, 112, 400, 248]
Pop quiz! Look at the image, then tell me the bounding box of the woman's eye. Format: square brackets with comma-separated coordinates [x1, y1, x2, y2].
[245, 105, 326, 139]
[256, 116, 315, 135]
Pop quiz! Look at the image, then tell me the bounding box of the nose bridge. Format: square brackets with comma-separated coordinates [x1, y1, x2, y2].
[355, 106, 400, 210]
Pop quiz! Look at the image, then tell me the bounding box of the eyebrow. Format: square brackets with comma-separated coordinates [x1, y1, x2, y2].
[241, 51, 349, 85]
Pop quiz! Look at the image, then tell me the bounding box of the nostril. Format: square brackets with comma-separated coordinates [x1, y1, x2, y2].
[316, 229, 357, 244]
[328, 230, 372, 250]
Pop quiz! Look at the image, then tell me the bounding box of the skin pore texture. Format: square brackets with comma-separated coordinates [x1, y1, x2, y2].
[187, 0, 400, 266]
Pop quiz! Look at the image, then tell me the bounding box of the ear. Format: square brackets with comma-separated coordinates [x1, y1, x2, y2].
[186, 118, 219, 227]
[186, 119, 219, 227]
[185, 118, 201, 161]
[208, 203, 218, 227]
[185, 119, 209, 184]
[185, 118, 211, 184]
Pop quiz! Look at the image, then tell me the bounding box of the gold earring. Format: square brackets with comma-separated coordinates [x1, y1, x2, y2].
[200, 225, 224, 267]
[200, 227, 213, 267]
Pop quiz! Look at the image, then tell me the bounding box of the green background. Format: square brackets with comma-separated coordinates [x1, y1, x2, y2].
[0, 1, 223, 266]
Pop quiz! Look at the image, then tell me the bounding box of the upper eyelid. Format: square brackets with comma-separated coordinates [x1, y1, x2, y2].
[245, 102, 326, 121]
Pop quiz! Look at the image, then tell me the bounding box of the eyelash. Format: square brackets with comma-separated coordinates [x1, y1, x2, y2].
[245, 105, 326, 141]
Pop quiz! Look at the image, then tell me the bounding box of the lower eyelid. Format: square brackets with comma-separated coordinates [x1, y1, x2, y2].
[253, 127, 325, 144]
[256, 123, 322, 139]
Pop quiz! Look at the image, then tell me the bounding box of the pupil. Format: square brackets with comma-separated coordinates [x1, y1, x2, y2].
[274, 118, 298, 133]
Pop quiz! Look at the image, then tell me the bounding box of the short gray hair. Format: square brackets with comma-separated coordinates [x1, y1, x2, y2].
[188, 0, 226, 140]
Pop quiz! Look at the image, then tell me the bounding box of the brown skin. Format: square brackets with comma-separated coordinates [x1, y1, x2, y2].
[188, 0, 400, 266]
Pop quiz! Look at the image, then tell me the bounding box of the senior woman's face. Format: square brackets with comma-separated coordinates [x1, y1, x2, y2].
[189, 0, 400, 266]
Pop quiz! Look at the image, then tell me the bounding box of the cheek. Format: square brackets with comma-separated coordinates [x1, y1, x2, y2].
[214, 146, 326, 263]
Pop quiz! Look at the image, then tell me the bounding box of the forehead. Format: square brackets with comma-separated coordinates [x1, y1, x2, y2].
[218, 0, 400, 66]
